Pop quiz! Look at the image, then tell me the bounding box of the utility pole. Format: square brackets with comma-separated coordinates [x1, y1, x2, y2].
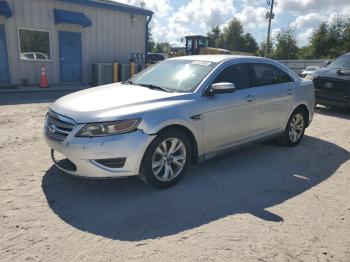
[140, 0, 145, 8]
[265, 0, 276, 57]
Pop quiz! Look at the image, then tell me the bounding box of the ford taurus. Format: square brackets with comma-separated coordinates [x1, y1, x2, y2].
[44, 55, 315, 188]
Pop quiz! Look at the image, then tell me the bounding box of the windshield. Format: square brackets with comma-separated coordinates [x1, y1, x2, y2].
[328, 54, 350, 70]
[127, 59, 217, 92]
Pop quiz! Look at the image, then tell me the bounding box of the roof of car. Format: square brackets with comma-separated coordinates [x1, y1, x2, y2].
[169, 55, 270, 63]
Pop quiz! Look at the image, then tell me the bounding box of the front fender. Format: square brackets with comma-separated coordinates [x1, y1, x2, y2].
[140, 117, 204, 158]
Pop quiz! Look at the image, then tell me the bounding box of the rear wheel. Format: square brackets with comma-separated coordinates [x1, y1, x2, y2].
[139, 129, 191, 189]
[279, 109, 306, 146]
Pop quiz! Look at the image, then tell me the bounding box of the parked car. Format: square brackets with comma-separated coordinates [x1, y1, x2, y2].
[301, 66, 320, 78]
[307, 53, 350, 109]
[20, 52, 49, 60]
[44, 55, 315, 189]
[146, 53, 167, 64]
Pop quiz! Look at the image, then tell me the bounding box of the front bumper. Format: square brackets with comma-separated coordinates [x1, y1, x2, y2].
[45, 129, 155, 178]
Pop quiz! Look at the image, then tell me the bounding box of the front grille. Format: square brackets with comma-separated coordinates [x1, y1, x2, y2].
[45, 110, 76, 142]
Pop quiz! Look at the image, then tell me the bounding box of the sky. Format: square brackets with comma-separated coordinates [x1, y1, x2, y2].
[117, 0, 350, 47]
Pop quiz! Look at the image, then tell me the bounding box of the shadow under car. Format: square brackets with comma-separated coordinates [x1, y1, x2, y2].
[42, 136, 349, 241]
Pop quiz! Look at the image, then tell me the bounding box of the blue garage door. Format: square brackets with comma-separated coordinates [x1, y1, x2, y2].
[0, 24, 10, 84]
[59, 31, 82, 83]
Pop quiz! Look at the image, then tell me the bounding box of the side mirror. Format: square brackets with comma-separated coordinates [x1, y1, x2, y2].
[324, 61, 331, 66]
[205, 82, 236, 96]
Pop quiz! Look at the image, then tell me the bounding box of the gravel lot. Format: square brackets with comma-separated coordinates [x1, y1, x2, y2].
[0, 92, 349, 262]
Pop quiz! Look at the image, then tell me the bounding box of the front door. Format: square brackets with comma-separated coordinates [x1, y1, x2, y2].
[0, 24, 10, 84]
[202, 63, 259, 154]
[59, 31, 82, 83]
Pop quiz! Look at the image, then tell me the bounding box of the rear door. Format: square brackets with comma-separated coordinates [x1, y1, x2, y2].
[0, 24, 10, 84]
[314, 74, 350, 107]
[248, 63, 294, 134]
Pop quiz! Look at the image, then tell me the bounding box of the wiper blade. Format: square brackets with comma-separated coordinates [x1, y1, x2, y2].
[137, 83, 170, 92]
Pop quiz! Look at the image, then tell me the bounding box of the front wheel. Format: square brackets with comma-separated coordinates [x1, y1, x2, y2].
[279, 109, 306, 146]
[139, 129, 191, 189]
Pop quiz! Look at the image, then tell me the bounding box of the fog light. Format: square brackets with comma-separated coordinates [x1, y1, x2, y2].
[95, 158, 126, 168]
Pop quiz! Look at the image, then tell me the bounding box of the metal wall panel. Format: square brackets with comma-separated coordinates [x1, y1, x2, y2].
[3, 0, 147, 85]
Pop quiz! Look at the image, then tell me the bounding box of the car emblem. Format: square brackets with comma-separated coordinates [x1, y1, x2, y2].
[48, 124, 57, 133]
[324, 82, 333, 88]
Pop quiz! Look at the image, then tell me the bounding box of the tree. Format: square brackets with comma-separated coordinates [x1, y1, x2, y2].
[242, 33, 258, 53]
[210, 19, 258, 53]
[147, 28, 155, 53]
[309, 23, 330, 58]
[257, 40, 273, 57]
[271, 29, 299, 59]
[342, 18, 350, 52]
[307, 16, 350, 59]
[220, 18, 245, 51]
[297, 46, 313, 59]
[153, 42, 171, 53]
[207, 26, 221, 48]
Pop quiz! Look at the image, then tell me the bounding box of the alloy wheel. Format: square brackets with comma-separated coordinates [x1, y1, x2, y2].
[288, 113, 304, 143]
[152, 138, 186, 182]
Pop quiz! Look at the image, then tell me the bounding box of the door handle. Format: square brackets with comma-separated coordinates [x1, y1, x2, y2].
[60, 58, 64, 61]
[287, 89, 293, 95]
[245, 95, 255, 102]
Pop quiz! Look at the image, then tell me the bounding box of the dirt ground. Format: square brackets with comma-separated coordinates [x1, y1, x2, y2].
[0, 92, 349, 262]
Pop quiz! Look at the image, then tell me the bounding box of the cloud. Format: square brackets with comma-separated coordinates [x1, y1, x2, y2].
[151, 17, 192, 44]
[235, 6, 267, 29]
[290, 13, 327, 29]
[171, 0, 235, 30]
[114, 0, 350, 46]
[276, 0, 350, 15]
[153, 0, 236, 44]
[271, 28, 282, 39]
[291, 11, 348, 46]
[297, 28, 314, 46]
[116, 0, 172, 17]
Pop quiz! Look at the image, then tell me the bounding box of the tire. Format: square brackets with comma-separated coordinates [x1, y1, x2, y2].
[139, 129, 191, 189]
[279, 109, 306, 147]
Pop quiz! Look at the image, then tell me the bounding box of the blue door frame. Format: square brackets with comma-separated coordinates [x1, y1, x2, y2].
[59, 31, 82, 83]
[0, 24, 10, 84]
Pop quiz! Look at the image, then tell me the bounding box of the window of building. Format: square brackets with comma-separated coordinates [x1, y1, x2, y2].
[18, 29, 51, 61]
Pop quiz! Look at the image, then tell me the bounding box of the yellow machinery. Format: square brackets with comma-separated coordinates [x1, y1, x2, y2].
[185, 35, 231, 55]
[168, 35, 254, 57]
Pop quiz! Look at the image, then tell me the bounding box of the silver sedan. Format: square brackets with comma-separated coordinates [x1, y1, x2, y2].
[44, 55, 315, 188]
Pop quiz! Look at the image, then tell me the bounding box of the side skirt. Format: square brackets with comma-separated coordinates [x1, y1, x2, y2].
[197, 131, 284, 163]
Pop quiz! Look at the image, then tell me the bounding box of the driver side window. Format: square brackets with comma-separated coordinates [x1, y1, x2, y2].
[212, 64, 250, 90]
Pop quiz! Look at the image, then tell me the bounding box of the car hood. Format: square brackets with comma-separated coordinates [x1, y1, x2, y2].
[50, 83, 193, 123]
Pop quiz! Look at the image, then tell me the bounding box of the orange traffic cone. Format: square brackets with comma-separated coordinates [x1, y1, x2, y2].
[40, 65, 48, 88]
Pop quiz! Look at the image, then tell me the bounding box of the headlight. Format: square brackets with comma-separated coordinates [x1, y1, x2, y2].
[304, 72, 315, 80]
[76, 119, 141, 137]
